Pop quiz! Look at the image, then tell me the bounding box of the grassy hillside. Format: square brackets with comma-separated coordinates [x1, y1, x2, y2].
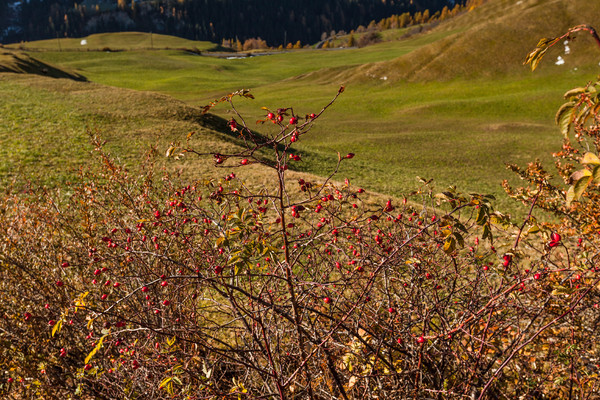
[344, 0, 600, 82]
[0, 49, 86, 80]
[0, 72, 262, 187]
[4, 32, 220, 52]
[4, 0, 600, 214]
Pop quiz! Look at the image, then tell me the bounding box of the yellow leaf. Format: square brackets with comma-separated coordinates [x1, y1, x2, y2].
[159, 377, 172, 389]
[84, 334, 107, 365]
[51, 319, 63, 338]
[581, 152, 600, 166]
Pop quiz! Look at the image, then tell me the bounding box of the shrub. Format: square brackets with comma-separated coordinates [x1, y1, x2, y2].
[2, 26, 600, 399]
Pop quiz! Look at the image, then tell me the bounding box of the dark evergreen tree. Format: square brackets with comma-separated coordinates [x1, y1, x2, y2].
[7, 0, 465, 45]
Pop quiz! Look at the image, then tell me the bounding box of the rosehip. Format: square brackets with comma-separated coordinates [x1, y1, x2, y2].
[324, 297, 331, 304]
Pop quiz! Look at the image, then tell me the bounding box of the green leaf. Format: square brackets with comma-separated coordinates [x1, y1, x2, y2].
[555, 101, 576, 137]
[482, 224, 493, 241]
[454, 233, 465, 248]
[564, 87, 588, 99]
[582, 152, 600, 166]
[574, 174, 592, 197]
[476, 207, 487, 225]
[566, 186, 576, 206]
[593, 165, 600, 182]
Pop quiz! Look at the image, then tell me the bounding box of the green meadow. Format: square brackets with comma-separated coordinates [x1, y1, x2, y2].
[2, 0, 599, 214]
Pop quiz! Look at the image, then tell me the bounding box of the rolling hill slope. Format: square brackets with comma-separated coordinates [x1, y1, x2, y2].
[342, 0, 600, 83]
[3, 0, 600, 214]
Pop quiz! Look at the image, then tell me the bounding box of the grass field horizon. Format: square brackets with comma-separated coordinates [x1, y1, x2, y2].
[3, 0, 600, 214]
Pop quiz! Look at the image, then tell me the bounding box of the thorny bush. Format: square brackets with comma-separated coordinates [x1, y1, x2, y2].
[3, 26, 600, 399]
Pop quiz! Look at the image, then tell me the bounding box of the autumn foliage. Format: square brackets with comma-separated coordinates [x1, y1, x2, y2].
[3, 27, 600, 399]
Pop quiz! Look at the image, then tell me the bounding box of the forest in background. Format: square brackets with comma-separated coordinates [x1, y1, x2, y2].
[1, 0, 466, 46]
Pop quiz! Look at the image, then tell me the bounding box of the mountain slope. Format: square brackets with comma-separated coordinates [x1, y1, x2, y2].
[342, 0, 600, 83]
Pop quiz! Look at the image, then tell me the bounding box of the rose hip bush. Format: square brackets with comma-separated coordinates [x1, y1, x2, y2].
[3, 29, 600, 398]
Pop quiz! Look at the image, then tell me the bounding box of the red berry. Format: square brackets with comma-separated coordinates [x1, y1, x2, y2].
[161, 281, 168, 287]
[388, 307, 395, 313]
[24, 312, 32, 321]
[154, 210, 161, 219]
[417, 336, 425, 344]
[61, 262, 69, 268]
[56, 280, 64, 287]
[142, 286, 149, 293]
[84, 364, 92, 371]
[309, 113, 316, 119]
[551, 232, 561, 242]
[241, 159, 249, 165]
[345, 153, 355, 159]
[276, 114, 283, 122]
[267, 112, 275, 120]
[534, 273, 541, 280]
[324, 297, 331, 304]
[289, 116, 298, 125]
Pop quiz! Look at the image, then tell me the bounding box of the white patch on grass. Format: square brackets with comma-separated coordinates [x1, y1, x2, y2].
[80, 39, 87, 45]
[555, 56, 565, 65]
